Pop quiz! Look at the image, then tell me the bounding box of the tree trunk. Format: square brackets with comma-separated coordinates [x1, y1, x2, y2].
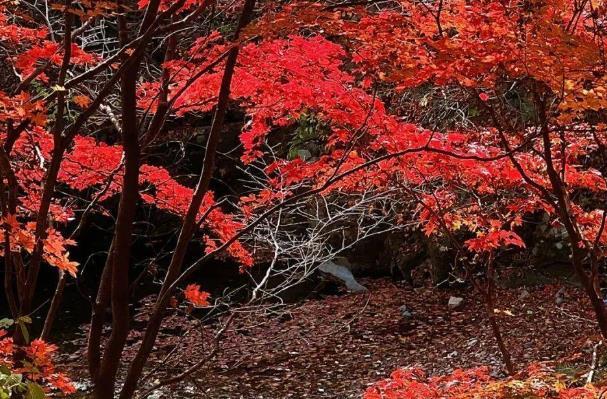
[118, 2, 257, 397]
[40, 270, 66, 340]
[91, 24, 143, 399]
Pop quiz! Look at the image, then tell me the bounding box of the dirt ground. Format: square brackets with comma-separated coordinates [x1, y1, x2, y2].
[61, 278, 602, 398]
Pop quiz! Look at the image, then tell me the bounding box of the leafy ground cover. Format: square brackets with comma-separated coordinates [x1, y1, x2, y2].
[59, 278, 603, 398]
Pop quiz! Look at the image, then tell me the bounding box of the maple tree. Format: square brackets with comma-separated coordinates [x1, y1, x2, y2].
[0, 0, 607, 397]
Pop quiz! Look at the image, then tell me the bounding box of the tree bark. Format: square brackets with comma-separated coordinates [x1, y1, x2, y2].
[91, 52, 143, 399]
[484, 257, 515, 375]
[16, 8, 74, 337]
[40, 270, 66, 340]
[118, 2, 257, 397]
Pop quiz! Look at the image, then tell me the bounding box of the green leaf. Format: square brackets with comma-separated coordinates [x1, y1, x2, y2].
[25, 383, 45, 399]
[0, 319, 13, 329]
[4, 373, 22, 387]
[18, 322, 29, 344]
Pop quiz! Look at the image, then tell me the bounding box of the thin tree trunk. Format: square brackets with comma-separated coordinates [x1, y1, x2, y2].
[484, 257, 515, 375]
[0, 162, 19, 317]
[0, 143, 20, 318]
[18, 151, 65, 322]
[471, 256, 515, 376]
[485, 304, 515, 375]
[87, 249, 113, 382]
[91, 53, 143, 399]
[118, 3, 256, 397]
[40, 270, 66, 340]
[88, 0, 170, 393]
[15, 8, 74, 342]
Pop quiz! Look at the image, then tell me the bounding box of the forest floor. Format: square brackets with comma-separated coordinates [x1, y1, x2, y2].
[61, 278, 603, 398]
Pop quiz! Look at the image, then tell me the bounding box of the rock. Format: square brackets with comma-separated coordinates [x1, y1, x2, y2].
[519, 289, 530, 300]
[399, 305, 414, 319]
[447, 296, 464, 310]
[318, 260, 368, 293]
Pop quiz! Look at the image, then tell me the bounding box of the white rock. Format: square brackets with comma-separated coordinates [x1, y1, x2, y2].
[448, 296, 464, 310]
[318, 260, 367, 293]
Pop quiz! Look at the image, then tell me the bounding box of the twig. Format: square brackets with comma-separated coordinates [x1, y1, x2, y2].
[587, 340, 603, 384]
